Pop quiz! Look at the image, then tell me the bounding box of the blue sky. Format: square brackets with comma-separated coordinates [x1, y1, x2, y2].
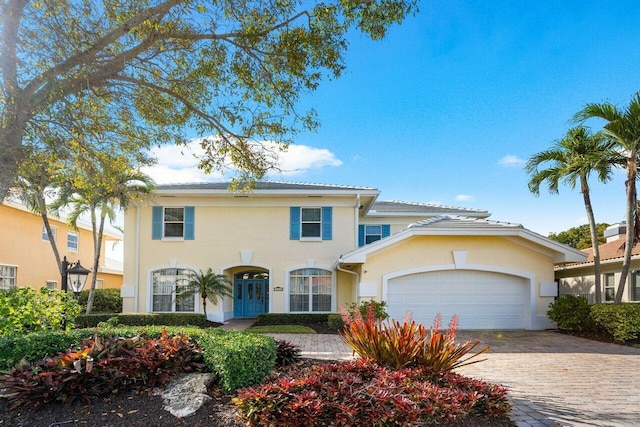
[144, 1, 640, 236]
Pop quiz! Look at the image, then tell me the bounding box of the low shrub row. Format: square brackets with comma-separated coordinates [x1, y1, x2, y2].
[547, 296, 640, 342]
[74, 313, 208, 328]
[234, 358, 510, 426]
[255, 313, 330, 325]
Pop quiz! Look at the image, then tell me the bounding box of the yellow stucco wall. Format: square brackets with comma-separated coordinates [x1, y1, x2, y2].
[123, 195, 360, 317]
[0, 203, 122, 290]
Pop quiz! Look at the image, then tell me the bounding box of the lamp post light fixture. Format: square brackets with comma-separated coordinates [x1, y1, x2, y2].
[61, 256, 91, 299]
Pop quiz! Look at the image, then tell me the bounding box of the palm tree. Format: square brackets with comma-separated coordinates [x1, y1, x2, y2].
[575, 92, 640, 303]
[61, 164, 155, 314]
[526, 126, 620, 304]
[177, 269, 233, 319]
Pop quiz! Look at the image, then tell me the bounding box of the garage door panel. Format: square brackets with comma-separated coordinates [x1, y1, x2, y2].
[387, 270, 526, 330]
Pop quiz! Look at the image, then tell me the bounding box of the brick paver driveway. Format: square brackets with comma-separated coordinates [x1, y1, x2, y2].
[455, 331, 640, 426]
[271, 330, 640, 427]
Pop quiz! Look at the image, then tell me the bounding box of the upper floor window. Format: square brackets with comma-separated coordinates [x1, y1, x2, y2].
[151, 268, 195, 312]
[164, 208, 185, 238]
[301, 207, 321, 238]
[289, 268, 332, 312]
[0, 265, 17, 290]
[152, 206, 195, 240]
[290, 207, 332, 240]
[358, 224, 391, 247]
[604, 273, 615, 302]
[42, 225, 57, 242]
[67, 232, 78, 251]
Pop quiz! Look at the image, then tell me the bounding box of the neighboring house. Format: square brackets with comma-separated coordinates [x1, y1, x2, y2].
[555, 223, 640, 303]
[121, 181, 585, 330]
[0, 200, 123, 291]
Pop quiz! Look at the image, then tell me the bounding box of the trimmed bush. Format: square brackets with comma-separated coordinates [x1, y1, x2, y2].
[77, 288, 123, 313]
[74, 313, 208, 328]
[347, 300, 389, 321]
[234, 359, 511, 426]
[0, 287, 82, 335]
[255, 313, 330, 325]
[195, 331, 276, 392]
[327, 313, 344, 330]
[590, 303, 640, 342]
[547, 295, 595, 332]
[0, 330, 83, 370]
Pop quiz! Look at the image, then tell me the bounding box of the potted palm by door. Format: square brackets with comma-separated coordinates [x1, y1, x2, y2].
[177, 268, 233, 319]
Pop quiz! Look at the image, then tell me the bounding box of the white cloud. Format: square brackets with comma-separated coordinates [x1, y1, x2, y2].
[499, 155, 525, 167]
[143, 139, 342, 184]
[455, 194, 474, 202]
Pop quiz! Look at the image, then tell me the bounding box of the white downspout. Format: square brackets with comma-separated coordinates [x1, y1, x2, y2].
[336, 260, 360, 306]
[354, 194, 361, 248]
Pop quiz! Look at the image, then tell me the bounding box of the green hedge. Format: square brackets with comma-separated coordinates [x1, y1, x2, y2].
[547, 295, 595, 332]
[194, 331, 276, 392]
[78, 288, 123, 313]
[255, 313, 331, 325]
[590, 303, 640, 342]
[327, 313, 344, 330]
[0, 330, 83, 370]
[75, 313, 208, 328]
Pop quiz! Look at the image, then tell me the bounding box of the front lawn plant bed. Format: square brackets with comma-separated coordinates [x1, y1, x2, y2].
[234, 358, 511, 426]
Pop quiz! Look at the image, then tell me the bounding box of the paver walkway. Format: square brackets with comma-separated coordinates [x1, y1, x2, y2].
[264, 329, 640, 427]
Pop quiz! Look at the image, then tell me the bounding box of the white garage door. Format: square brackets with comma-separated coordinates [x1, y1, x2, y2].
[387, 270, 527, 330]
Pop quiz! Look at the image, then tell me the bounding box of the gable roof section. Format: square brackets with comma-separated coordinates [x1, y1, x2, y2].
[556, 238, 640, 271]
[368, 201, 490, 218]
[339, 215, 586, 265]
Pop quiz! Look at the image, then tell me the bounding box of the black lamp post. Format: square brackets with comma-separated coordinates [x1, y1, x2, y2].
[61, 256, 91, 298]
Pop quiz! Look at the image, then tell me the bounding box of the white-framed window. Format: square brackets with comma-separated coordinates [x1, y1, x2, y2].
[0, 265, 17, 290]
[151, 268, 195, 312]
[301, 207, 322, 239]
[96, 279, 104, 289]
[364, 225, 383, 244]
[67, 232, 78, 251]
[164, 207, 185, 238]
[42, 225, 57, 242]
[289, 268, 332, 312]
[604, 273, 615, 302]
[45, 280, 57, 290]
[631, 271, 640, 302]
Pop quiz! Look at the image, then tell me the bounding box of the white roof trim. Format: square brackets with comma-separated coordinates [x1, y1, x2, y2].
[338, 215, 587, 265]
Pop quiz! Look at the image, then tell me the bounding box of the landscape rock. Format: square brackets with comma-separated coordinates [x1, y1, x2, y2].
[154, 373, 217, 418]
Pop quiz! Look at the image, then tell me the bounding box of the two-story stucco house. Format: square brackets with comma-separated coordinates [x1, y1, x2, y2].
[121, 181, 586, 330]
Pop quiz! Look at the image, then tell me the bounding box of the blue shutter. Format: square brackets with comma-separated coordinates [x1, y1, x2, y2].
[358, 225, 365, 247]
[184, 206, 195, 240]
[382, 224, 391, 238]
[322, 207, 332, 240]
[152, 206, 163, 240]
[290, 207, 300, 240]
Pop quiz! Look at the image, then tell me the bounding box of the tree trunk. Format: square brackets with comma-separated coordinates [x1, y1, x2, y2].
[581, 176, 602, 304]
[86, 206, 105, 315]
[616, 154, 638, 303]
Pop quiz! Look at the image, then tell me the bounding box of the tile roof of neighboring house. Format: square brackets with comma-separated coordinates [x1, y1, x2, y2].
[368, 201, 490, 218]
[581, 238, 640, 263]
[155, 181, 378, 192]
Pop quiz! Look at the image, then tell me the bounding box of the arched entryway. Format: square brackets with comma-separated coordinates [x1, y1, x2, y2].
[233, 271, 269, 317]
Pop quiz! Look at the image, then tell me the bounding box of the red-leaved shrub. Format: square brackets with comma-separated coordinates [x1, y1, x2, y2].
[233, 358, 510, 426]
[1, 330, 204, 408]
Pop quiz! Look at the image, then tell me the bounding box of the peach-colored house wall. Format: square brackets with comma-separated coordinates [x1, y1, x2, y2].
[0, 203, 122, 290]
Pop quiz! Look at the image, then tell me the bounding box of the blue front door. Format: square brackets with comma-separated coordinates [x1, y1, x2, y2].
[234, 272, 268, 317]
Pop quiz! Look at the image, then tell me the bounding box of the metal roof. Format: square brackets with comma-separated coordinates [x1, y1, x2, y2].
[155, 180, 378, 192]
[369, 201, 490, 218]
